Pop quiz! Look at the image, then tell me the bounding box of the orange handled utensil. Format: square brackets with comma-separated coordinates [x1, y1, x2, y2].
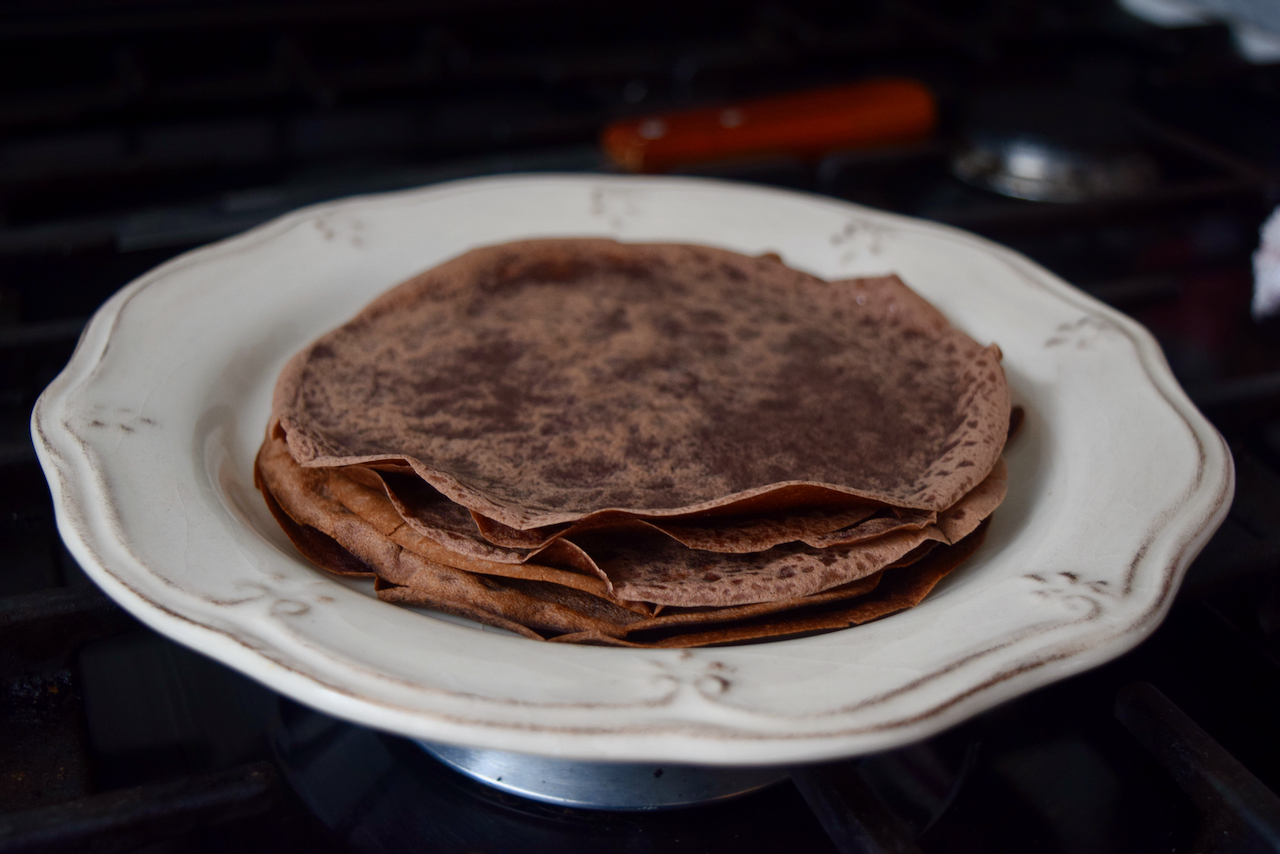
[602, 78, 937, 173]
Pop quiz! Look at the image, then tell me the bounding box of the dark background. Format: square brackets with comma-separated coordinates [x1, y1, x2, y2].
[3, 1, 1280, 852]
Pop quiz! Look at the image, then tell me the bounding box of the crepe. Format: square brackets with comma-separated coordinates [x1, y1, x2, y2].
[259, 238, 1012, 646]
[259, 436, 988, 647]
[259, 423, 1005, 608]
[588, 459, 1004, 607]
[274, 239, 1010, 529]
[258, 430, 989, 646]
[553, 521, 988, 648]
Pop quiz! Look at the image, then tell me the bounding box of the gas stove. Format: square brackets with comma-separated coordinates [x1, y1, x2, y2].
[3, 2, 1280, 852]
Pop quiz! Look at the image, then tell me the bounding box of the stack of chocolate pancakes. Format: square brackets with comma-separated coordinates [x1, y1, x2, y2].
[256, 239, 1011, 648]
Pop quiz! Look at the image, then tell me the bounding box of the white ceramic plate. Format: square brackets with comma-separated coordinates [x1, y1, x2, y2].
[33, 174, 1232, 766]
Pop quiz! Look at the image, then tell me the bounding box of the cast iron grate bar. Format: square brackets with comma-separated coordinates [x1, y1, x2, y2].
[0, 585, 137, 672]
[0, 760, 281, 854]
[1115, 681, 1280, 853]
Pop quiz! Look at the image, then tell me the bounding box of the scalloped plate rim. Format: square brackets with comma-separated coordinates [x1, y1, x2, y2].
[31, 173, 1233, 765]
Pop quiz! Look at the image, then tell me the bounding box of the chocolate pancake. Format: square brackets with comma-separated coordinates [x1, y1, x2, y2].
[255, 444, 627, 639]
[257, 424, 623, 601]
[371, 463, 935, 556]
[552, 521, 988, 648]
[260, 427, 987, 644]
[581, 459, 1003, 607]
[368, 464, 895, 555]
[274, 239, 1010, 529]
[261, 419, 1005, 609]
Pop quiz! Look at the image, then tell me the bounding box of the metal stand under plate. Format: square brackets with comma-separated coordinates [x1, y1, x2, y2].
[417, 741, 790, 811]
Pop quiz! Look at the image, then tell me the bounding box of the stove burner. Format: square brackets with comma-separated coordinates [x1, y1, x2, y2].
[418, 741, 788, 810]
[952, 90, 1161, 203]
[270, 699, 845, 852]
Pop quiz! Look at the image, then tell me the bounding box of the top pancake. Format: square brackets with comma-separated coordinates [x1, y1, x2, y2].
[274, 239, 1009, 529]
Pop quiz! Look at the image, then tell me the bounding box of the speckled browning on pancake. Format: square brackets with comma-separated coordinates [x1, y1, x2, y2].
[935, 457, 1006, 544]
[259, 427, 941, 640]
[465, 491, 887, 552]
[256, 439, 622, 638]
[266, 421, 996, 614]
[374, 575, 650, 638]
[262, 410, 1004, 614]
[261, 459, 913, 640]
[258, 426, 1002, 643]
[363, 442, 960, 559]
[274, 239, 1010, 528]
[797, 509, 934, 549]
[590, 528, 935, 608]
[551, 521, 988, 648]
[376, 468, 899, 554]
[584, 462, 1003, 607]
[351, 445, 911, 566]
[641, 505, 901, 553]
[256, 461, 377, 579]
[348, 466, 514, 554]
[258, 425, 633, 604]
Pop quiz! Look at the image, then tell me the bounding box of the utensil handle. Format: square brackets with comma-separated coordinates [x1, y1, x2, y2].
[602, 78, 937, 172]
